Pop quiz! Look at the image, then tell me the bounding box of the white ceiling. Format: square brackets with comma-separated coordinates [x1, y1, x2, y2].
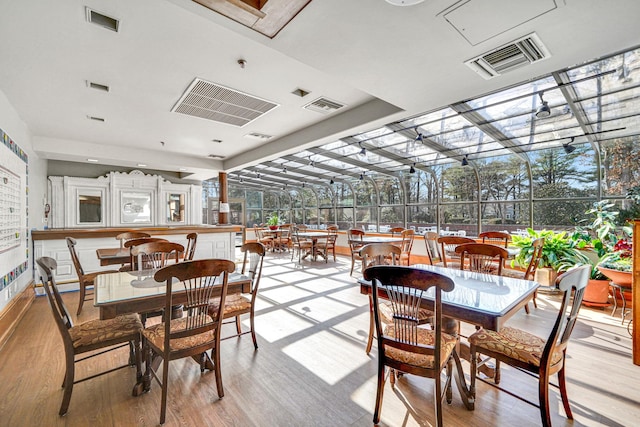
[1, 0, 639, 181]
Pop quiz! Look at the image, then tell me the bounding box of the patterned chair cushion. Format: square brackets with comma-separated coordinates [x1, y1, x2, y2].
[383, 325, 456, 369]
[468, 327, 563, 367]
[208, 293, 252, 318]
[378, 301, 432, 325]
[70, 313, 142, 348]
[142, 317, 216, 352]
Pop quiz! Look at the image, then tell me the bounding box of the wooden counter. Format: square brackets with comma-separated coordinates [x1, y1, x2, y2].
[32, 225, 243, 293]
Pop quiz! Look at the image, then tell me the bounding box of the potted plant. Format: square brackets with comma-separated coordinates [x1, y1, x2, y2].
[267, 212, 280, 230]
[512, 229, 588, 287]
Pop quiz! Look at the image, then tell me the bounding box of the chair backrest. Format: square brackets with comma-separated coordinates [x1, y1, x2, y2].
[36, 257, 74, 343]
[185, 232, 198, 261]
[389, 227, 405, 237]
[154, 259, 235, 340]
[130, 241, 184, 270]
[437, 236, 475, 267]
[400, 229, 415, 253]
[543, 264, 590, 367]
[479, 231, 511, 248]
[360, 243, 401, 267]
[364, 266, 455, 372]
[327, 225, 339, 232]
[455, 243, 509, 275]
[124, 237, 168, 248]
[523, 237, 544, 280]
[347, 228, 365, 251]
[116, 231, 151, 248]
[424, 231, 442, 265]
[66, 237, 86, 279]
[240, 242, 266, 297]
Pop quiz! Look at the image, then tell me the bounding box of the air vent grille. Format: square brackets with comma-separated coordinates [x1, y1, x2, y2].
[85, 7, 119, 32]
[303, 97, 346, 114]
[172, 78, 278, 127]
[465, 33, 550, 79]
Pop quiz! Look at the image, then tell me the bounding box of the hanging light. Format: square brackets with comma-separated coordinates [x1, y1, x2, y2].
[359, 172, 364, 180]
[357, 142, 367, 159]
[414, 131, 424, 143]
[563, 137, 577, 154]
[330, 178, 335, 185]
[256, 173, 261, 179]
[308, 156, 315, 167]
[461, 155, 469, 166]
[409, 163, 416, 174]
[536, 91, 551, 118]
[282, 166, 287, 173]
[302, 182, 306, 188]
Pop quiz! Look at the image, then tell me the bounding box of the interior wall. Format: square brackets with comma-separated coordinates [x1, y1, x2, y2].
[47, 160, 201, 185]
[0, 89, 47, 313]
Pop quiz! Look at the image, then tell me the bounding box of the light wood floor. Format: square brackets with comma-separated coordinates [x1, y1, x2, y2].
[1, 252, 639, 426]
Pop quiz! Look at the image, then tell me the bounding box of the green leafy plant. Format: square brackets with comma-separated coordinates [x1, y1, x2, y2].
[570, 200, 620, 257]
[512, 228, 588, 271]
[266, 212, 280, 227]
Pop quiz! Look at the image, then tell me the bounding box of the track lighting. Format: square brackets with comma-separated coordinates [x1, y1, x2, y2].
[536, 91, 551, 118]
[563, 137, 577, 154]
[409, 163, 416, 174]
[357, 142, 367, 159]
[461, 155, 469, 166]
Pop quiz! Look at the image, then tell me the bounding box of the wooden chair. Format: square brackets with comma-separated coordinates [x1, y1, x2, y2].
[503, 237, 545, 312]
[119, 237, 168, 271]
[361, 243, 433, 355]
[316, 225, 338, 262]
[66, 237, 118, 315]
[142, 259, 235, 425]
[424, 231, 443, 265]
[389, 226, 405, 237]
[469, 265, 590, 427]
[455, 243, 509, 275]
[399, 229, 415, 266]
[184, 232, 198, 260]
[36, 257, 142, 416]
[347, 228, 365, 275]
[437, 236, 475, 269]
[364, 266, 457, 426]
[208, 242, 265, 349]
[291, 227, 313, 263]
[276, 224, 292, 252]
[255, 227, 274, 252]
[116, 231, 151, 248]
[130, 241, 184, 271]
[479, 231, 511, 248]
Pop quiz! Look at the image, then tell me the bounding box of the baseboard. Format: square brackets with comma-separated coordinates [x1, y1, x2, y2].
[0, 282, 36, 351]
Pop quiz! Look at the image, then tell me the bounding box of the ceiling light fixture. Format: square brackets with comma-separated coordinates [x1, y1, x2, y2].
[282, 166, 287, 173]
[359, 172, 364, 180]
[137, 163, 147, 167]
[330, 178, 335, 185]
[536, 91, 551, 118]
[563, 137, 577, 154]
[409, 163, 416, 174]
[256, 173, 261, 179]
[357, 142, 367, 159]
[87, 158, 99, 163]
[414, 131, 424, 143]
[461, 155, 469, 166]
[385, 0, 426, 6]
[302, 182, 305, 188]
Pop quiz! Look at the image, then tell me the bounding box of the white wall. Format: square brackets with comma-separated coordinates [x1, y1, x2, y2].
[0, 89, 47, 312]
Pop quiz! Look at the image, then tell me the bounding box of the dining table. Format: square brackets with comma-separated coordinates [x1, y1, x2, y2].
[297, 231, 330, 261]
[359, 263, 539, 410]
[95, 268, 251, 395]
[96, 247, 131, 266]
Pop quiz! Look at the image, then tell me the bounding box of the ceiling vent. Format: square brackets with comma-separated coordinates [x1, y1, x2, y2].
[172, 78, 279, 127]
[303, 97, 345, 114]
[85, 7, 120, 32]
[465, 33, 551, 79]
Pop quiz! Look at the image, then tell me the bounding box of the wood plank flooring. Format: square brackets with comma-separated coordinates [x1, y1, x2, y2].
[1, 252, 639, 426]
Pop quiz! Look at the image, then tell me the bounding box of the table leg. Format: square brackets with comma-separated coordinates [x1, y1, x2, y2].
[442, 317, 474, 410]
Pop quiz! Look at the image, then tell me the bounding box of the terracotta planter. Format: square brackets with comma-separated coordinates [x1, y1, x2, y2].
[597, 266, 632, 286]
[582, 279, 611, 307]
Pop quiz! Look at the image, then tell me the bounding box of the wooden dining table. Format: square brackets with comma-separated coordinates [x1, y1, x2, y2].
[96, 247, 131, 266]
[359, 263, 539, 410]
[95, 269, 251, 320]
[297, 231, 330, 261]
